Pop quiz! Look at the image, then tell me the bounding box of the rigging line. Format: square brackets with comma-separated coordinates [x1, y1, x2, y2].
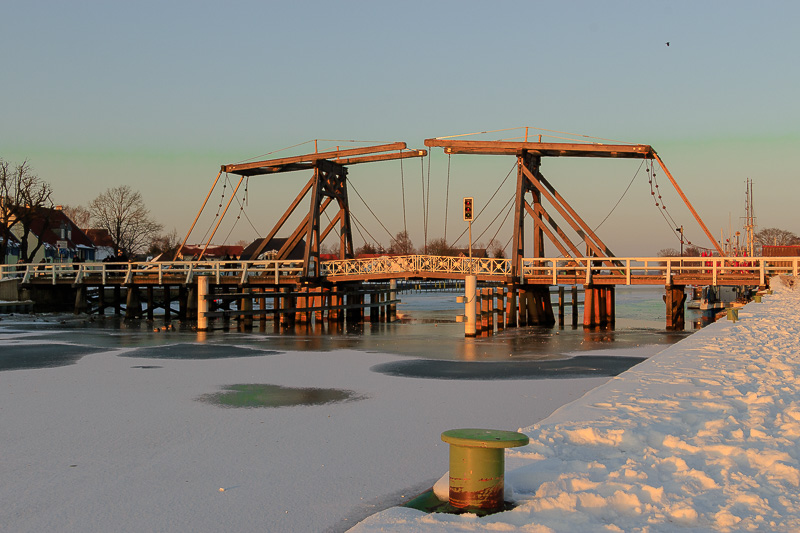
[448, 161, 517, 247]
[400, 151, 407, 234]
[444, 153, 451, 242]
[350, 213, 369, 248]
[474, 194, 516, 244]
[350, 212, 383, 250]
[424, 155, 431, 252]
[234, 140, 316, 164]
[486, 195, 517, 247]
[227, 177, 262, 238]
[420, 158, 427, 244]
[347, 178, 397, 243]
[593, 158, 645, 232]
[199, 175, 229, 243]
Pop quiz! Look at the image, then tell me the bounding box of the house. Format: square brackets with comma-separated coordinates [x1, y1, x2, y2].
[10, 206, 96, 263]
[176, 244, 244, 260]
[1, 232, 21, 264]
[84, 228, 116, 261]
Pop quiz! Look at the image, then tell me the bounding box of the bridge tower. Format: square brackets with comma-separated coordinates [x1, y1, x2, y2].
[181, 142, 426, 279]
[425, 136, 723, 329]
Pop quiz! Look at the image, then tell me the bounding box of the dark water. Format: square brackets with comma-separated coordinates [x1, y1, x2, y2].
[0, 286, 700, 378]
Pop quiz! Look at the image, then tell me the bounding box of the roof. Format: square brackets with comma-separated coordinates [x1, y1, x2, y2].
[19, 207, 95, 251]
[85, 228, 116, 249]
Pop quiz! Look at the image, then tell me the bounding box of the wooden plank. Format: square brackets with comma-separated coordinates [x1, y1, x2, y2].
[424, 139, 654, 159]
[221, 142, 407, 174]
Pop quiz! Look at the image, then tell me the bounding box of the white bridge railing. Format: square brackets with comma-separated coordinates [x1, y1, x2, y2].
[0, 260, 305, 285]
[1, 256, 798, 285]
[321, 255, 512, 277]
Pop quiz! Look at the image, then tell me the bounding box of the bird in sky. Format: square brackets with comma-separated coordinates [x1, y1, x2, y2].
[666, 42, 670, 46]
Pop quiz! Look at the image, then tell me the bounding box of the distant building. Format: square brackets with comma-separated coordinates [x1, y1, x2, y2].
[84, 229, 116, 261]
[239, 238, 306, 261]
[1, 233, 21, 264]
[176, 244, 244, 260]
[10, 206, 96, 263]
[762, 245, 800, 257]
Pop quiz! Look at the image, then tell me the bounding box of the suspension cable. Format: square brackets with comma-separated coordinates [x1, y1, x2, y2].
[475, 194, 516, 244]
[400, 151, 407, 234]
[593, 158, 645, 232]
[448, 161, 517, 247]
[347, 178, 396, 243]
[444, 153, 451, 242]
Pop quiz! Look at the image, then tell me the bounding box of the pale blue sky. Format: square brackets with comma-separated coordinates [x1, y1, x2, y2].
[3, 1, 798, 256]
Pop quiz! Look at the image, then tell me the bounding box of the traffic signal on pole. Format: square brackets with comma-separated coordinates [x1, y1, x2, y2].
[463, 197, 473, 221]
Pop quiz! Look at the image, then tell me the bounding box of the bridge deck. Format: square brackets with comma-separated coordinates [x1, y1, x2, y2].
[3, 256, 796, 288]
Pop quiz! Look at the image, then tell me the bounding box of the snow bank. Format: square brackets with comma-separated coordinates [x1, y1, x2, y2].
[351, 280, 800, 532]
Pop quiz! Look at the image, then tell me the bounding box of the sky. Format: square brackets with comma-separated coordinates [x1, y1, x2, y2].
[3, 1, 799, 257]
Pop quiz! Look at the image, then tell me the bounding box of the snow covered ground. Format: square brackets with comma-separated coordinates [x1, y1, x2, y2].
[351, 276, 800, 532]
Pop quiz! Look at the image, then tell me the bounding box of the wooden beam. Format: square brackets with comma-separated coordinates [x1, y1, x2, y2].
[424, 139, 654, 159]
[334, 149, 427, 166]
[221, 142, 407, 174]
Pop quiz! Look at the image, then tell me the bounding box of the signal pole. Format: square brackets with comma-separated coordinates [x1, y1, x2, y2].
[463, 197, 476, 336]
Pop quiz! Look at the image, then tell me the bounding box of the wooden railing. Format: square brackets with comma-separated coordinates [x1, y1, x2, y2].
[1, 256, 798, 286]
[0, 260, 305, 285]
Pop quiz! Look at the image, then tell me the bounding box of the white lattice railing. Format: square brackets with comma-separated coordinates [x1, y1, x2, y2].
[2, 256, 798, 286]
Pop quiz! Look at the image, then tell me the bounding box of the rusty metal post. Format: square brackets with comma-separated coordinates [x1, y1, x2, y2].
[441, 429, 529, 513]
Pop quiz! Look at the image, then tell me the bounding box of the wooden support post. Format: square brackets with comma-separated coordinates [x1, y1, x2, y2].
[505, 284, 516, 327]
[164, 286, 171, 322]
[665, 284, 686, 331]
[571, 285, 579, 328]
[606, 286, 615, 328]
[259, 291, 267, 329]
[481, 288, 490, 334]
[315, 288, 324, 323]
[240, 290, 253, 330]
[74, 286, 87, 315]
[518, 288, 528, 326]
[178, 285, 188, 321]
[98, 285, 106, 316]
[125, 286, 140, 320]
[583, 285, 594, 327]
[389, 280, 397, 321]
[370, 291, 379, 322]
[146, 286, 154, 321]
[558, 286, 565, 327]
[495, 287, 505, 331]
[114, 286, 122, 316]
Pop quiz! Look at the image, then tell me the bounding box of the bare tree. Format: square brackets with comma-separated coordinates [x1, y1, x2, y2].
[147, 229, 181, 259]
[756, 227, 799, 247]
[89, 185, 163, 257]
[62, 204, 92, 230]
[0, 159, 54, 262]
[426, 237, 453, 256]
[388, 230, 414, 254]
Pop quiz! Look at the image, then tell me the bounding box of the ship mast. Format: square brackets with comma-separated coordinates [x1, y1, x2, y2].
[742, 178, 757, 256]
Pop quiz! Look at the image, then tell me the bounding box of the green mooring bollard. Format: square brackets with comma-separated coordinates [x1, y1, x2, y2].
[441, 428, 529, 512]
[727, 308, 738, 322]
[754, 294, 762, 303]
